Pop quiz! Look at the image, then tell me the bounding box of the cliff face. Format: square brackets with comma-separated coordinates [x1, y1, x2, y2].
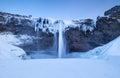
[65, 19, 96, 52]
[65, 5, 120, 52]
[104, 5, 120, 18]
[96, 6, 120, 44]
[0, 5, 120, 53]
[0, 12, 54, 53]
[0, 12, 34, 35]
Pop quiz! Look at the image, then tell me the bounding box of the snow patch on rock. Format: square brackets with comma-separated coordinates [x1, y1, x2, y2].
[0, 32, 22, 46]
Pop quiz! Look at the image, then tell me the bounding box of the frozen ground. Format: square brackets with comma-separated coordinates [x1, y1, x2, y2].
[0, 58, 120, 78]
[0, 41, 25, 60]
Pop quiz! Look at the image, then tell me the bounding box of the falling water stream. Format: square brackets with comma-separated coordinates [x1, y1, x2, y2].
[35, 22, 40, 52]
[58, 21, 66, 58]
[36, 29, 40, 51]
[53, 31, 57, 55]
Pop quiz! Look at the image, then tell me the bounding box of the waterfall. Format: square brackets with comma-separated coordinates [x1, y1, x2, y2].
[35, 23, 40, 52]
[33, 19, 66, 58]
[36, 29, 40, 51]
[53, 32, 57, 54]
[58, 21, 66, 58]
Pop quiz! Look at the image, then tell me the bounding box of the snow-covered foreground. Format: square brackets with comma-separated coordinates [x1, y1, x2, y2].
[0, 31, 120, 78]
[0, 58, 120, 78]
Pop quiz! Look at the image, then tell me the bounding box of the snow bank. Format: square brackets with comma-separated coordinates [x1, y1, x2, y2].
[103, 36, 120, 56]
[0, 41, 25, 60]
[88, 36, 120, 58]
[0, 32, 27, 60]
[66, 36, 120, 58]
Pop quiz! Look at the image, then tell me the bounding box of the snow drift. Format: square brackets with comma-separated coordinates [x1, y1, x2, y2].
[89, 36, 120, 57]
[0, 41, 25, 60]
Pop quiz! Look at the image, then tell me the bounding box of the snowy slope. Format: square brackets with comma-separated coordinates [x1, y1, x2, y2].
[0, 32, 27, 60]
[88, 36, 120, 57]
[103, 36, 120, 56]
[67, 36, 120, 58]
[0, 59, 120, 78]
[0, 41, 25, 60]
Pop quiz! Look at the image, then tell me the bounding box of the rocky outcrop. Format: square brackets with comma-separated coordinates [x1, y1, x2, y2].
[96, 17, 120, 42]
[65, 19, 96, 52]
[104, 5, 120, 19]
[95, 6, 120, 44]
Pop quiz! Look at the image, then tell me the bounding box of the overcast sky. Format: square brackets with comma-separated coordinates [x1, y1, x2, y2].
[0, 0, 119, 20]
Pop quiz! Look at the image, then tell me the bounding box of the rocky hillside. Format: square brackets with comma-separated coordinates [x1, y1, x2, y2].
[66, 5, 120, 52]
[104, 5, 120, 18]
[0, 5, 120, 53]
[0, 12, 55, 53]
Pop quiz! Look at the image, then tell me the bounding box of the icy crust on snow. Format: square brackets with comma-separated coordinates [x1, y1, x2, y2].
[0, 41, 26, 60]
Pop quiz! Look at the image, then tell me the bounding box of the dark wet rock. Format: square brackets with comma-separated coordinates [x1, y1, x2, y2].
[20, 32, 54, 54]
[65, 19, 96, 52]
[96, 16, 120, 43]
[65, 18, 120, 52]
[40, 32, 54, 49]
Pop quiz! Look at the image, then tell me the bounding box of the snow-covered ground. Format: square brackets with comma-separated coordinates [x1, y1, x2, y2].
[0, 58, 120, 78]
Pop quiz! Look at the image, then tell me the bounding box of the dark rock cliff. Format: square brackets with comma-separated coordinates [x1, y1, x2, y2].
[65, 5, 120, 52]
